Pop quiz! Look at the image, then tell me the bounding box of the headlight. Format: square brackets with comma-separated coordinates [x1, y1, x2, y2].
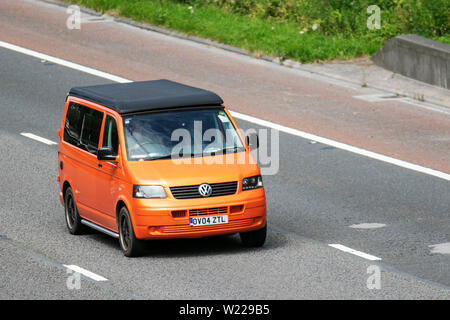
[242, 175, 263, 191]
[133, 185, 167, 199]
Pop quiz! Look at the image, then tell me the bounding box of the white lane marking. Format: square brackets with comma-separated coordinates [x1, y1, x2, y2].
[20, 132, 57, 145]
[349, 223, 386, 229]
[2, 41, 449, 182]
[429, 243, 450, 255]
[329, 244, 382, 261]
[0, 41, 130, 83]
[63, 264, 108, 281]
[230, 110, 450, 181]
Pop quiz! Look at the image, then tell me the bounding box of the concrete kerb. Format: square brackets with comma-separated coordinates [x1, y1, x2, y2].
[372, 34, 449, 89]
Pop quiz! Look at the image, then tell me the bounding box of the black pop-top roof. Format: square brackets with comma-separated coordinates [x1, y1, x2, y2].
[68, 80, 224, 114]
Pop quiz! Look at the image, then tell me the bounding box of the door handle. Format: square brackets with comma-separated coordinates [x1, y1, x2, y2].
[97, 163, 103, 168]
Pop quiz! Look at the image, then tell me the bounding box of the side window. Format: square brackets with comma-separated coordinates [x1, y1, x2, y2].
[102, 115, 119, 156]
[64, 103, 82, 146]
[64, 102, 104, 155]
[80, 108, 104, 154]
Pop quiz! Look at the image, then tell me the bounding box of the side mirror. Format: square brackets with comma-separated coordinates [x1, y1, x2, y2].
[97, 147, 117, 161]
[246, 133, 259, 151]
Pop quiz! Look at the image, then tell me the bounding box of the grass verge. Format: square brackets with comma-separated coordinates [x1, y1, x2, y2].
[61, 0, 449, 63]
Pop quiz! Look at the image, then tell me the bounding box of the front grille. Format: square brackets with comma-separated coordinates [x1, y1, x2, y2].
[189, 206, 228, 216]
[170, 182, 238, 199]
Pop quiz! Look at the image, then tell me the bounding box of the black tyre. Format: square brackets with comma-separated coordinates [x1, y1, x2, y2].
[118, 206, 145, 257]
[64, 187, 86, 235]
[240, 224, 267, 247]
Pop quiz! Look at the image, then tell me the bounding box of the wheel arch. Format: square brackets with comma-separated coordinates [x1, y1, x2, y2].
[115, 197, 134, 224]
[62, 180, 72, 204]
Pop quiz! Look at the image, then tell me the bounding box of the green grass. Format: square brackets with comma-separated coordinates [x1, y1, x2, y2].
[62, 0, 449, 63]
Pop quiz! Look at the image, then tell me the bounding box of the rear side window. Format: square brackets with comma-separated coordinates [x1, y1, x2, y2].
[64, 102, 104, 154]
[102, 115, 119, 156]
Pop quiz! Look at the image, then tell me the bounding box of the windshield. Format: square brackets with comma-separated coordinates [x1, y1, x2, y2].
[123, 108, 245, 161]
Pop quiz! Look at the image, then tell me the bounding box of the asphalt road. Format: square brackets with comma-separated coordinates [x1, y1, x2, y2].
[0, 46, 449, 299]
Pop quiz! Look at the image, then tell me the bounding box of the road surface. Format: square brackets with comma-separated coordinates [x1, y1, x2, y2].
[0, 0, 449, 299]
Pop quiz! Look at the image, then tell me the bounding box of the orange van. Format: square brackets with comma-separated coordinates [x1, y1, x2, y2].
[58, 80, 266, 256]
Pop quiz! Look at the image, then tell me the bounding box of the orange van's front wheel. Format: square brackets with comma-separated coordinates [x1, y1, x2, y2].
[118, 206, 145, 257]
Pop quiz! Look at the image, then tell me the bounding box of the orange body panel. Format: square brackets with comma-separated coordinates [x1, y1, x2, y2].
[58, 96, 266, 240]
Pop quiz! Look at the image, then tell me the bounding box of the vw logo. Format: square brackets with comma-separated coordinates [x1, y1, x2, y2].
[198, 183, 212, 197]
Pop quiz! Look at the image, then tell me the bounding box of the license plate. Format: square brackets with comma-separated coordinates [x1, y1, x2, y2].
[190, 215, 228, 227]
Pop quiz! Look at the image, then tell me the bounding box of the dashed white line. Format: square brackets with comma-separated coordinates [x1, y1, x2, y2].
[329, 244, 382, 261]
[63, 265, 108, 281]
[20, 132, 57, 145]
[349, 223, 386, 229]
[2, 40, 449, 182]
[429, 243, 450, 255]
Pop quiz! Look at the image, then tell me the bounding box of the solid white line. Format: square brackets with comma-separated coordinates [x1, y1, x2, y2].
[230, 110, 450, 182]
[2, 40, 449, 182]
[63, 264, 108, 281]
[329, 244, 382, 261]
[20, 132, 57, 145]
[0, 41, 130, 83]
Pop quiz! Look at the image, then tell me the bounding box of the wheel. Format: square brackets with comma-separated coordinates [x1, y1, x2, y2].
[118, 206, 145, 257]
[64, 187, 86, 235]
[240, 224, 267, 247]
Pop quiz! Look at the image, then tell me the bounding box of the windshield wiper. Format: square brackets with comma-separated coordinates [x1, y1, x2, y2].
[142, 147, 243, 161]
[204, 146, 243, 154]
[144, 154, 173, 161]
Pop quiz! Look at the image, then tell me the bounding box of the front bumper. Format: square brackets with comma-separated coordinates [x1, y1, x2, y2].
[132, 189, 266, 239]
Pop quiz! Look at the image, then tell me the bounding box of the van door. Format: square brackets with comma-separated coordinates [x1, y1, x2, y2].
[63, 102, 105, 225]
[94, 114, 123, 231]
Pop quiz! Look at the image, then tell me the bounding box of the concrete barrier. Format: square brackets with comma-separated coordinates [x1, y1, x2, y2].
[371, 34, 449, 89]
